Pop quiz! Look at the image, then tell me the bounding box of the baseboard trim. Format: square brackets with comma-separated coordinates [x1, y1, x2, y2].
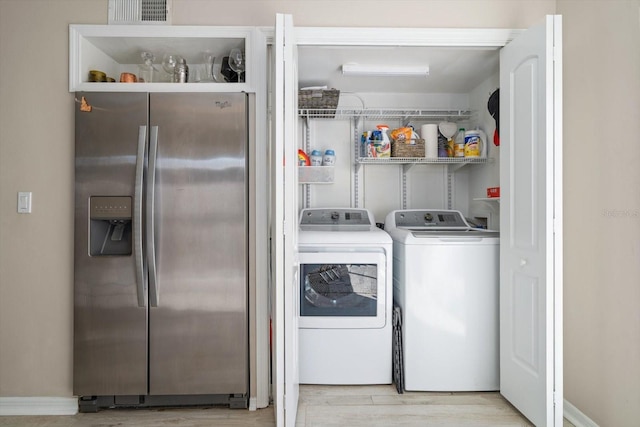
[0, 397, 78, 416]
[564, 399, 599, 427]
[0, 395, 598, 422]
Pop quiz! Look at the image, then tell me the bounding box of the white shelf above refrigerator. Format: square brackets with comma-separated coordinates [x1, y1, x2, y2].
[69, 24, 258, 92]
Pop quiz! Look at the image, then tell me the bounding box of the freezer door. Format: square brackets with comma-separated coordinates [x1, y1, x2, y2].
[148, 93, 248, 395]
[74, 92, 148, 396]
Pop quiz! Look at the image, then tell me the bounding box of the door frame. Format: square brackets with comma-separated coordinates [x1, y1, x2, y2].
[266, 18, 562, 427]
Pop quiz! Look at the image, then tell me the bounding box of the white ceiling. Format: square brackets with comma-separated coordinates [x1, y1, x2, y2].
[297, 45, 500, 94]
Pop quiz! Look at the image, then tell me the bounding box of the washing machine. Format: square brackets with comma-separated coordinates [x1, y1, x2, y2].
[298, 208, 393, 385]
[384, 209, 499, 391]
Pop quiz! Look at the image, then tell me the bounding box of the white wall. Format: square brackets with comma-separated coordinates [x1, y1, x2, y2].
[557, 1, 640, 426]
[171, 0, 556, 28]
[0, 0, 106, 398]
[466, 73, 501, 229]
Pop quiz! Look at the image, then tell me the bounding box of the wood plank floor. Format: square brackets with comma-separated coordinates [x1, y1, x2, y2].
[0, 386, 576, 426]
[0, 405, 275, 427]
[296, 385, 575, 427]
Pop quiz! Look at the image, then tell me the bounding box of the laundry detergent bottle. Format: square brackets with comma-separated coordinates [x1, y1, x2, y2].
[377, 124, 390, 144]
[375, 124, 391, 157]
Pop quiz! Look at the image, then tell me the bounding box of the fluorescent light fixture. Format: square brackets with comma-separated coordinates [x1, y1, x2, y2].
[342, 63, 430, 77]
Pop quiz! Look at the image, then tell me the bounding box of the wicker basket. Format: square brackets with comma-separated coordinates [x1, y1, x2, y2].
[391, 139, 425, 157]
[298, 89, 340, 118]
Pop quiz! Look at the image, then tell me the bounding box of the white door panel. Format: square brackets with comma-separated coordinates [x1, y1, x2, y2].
[500, 15, 562, 427]
[283, 12, 300, 427]
[272, 13, 300, 427]
[271, 13, 285, 427]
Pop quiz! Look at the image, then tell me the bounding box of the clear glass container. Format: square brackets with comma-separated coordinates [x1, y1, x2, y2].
[138, 52, 158, 83]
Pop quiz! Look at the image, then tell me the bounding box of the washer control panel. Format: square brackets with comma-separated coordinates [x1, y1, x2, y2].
[300, 208, 372, 231]
[392, 209, 469, 228]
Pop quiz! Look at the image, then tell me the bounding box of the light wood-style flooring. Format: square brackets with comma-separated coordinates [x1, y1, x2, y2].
[296, 385, 575, 427]
[0, 385, 575, 426]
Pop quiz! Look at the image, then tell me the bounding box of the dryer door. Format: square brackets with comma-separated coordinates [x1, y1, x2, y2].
[298, 251, 387, 329]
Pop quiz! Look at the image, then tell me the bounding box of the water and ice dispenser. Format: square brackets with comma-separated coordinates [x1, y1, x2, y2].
[89, 196, 132, 256]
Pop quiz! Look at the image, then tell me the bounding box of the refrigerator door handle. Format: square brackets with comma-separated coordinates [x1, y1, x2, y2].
[134, 125, 147, 308]
[147, 126, 159, 307]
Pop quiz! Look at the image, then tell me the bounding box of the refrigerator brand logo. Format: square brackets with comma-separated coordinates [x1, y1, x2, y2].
[215, 101, 232, 109]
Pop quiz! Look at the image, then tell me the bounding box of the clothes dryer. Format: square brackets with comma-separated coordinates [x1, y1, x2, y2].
[298, 208, 393, 384]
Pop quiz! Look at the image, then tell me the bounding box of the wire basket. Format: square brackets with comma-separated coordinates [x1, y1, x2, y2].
[298, 89, 340, 118]
[391, 139, 425, 157]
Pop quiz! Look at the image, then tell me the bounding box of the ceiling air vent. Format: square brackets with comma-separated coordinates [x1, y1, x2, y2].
[108, 0, 172, 25]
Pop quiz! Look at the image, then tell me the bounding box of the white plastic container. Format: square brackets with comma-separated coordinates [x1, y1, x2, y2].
[464, 129, 488, 158]
[310, 150, 323, 166]
[322, 149, 336, 166]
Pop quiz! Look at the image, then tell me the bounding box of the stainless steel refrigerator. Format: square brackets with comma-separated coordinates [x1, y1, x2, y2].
[74, 92, 249, 411]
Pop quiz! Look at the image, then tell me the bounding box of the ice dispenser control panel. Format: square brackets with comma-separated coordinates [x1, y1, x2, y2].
[89, 196, 133, 256]
[90, 196, 132, 219]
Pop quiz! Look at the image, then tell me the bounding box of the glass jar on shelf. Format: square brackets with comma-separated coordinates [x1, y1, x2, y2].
[138, 52, 158, 83]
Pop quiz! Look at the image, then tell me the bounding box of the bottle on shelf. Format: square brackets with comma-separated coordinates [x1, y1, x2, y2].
[373, 125, 391, 158]
[454, 128, 466, 157]
[310, 150, 323, 166]
[173, 57, 189, 83]
[322, 149, 336, 166]
[377, 125, 390, 145]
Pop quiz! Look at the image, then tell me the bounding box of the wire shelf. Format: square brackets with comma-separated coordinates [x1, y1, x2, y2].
[356, 157, 488, 165]
[298, 108, 473, 121]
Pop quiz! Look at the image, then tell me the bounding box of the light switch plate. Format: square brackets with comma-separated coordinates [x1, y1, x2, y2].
[18, 192, 32, 213]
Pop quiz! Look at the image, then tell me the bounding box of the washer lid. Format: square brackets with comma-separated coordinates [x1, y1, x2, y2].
[299, 208, 373, 232]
